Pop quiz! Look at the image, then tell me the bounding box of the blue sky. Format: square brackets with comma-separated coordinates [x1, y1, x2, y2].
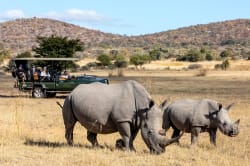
[0, 0, 249, 36]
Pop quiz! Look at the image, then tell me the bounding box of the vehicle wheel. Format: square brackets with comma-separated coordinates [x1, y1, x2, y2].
[46, 92, 56, 98]
[32, 86, 45, 98]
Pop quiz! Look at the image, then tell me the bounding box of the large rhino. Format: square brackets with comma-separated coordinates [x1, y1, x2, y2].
[162, 99, 240, 145]
[58, 80, 181, 154]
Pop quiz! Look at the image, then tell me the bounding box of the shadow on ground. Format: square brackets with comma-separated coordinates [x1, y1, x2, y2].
[24, 138, 116, 151]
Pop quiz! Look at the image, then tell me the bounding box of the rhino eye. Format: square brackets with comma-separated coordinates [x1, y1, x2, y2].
[223, 122, 227, 127]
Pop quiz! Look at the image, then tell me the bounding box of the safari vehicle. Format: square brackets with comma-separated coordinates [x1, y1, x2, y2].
[12, 57, 109, 98]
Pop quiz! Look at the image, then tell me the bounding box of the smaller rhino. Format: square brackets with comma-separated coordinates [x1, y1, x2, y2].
[162, 99, 240, 145]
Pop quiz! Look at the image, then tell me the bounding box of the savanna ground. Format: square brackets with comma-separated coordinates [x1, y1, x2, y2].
[0, 59, 250, 165]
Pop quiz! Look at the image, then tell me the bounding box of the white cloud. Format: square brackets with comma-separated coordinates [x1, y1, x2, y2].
[41, 9, 110, 24]
[0, 9, 25, 20]
[64, 9, 108, 22]
[0, 8, 113, 26]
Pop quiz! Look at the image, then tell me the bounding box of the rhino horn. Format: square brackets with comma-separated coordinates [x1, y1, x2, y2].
[234, 119, 240, 126]
[226, 103, 235, 111]
[159, 131, 184, 146]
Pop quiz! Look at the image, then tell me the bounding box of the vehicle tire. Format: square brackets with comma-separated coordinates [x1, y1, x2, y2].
[32, 86, 45, 98]
[46, 92, 56, 98]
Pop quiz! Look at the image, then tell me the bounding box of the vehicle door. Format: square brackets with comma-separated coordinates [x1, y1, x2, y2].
[55, 79, 79, 91]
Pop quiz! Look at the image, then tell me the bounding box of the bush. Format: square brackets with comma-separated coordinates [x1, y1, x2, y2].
[114, 54, 128, 68]
[177, 49, 203, 62]
[205, 53, 213, 61]
[130, 54, 149, 68]
[220, 50, 231, 58]
[214, 60, 230, 70]
[97, 54, 111, 66]
[221, 59, 230, 70]
[188, 64, 203, 70]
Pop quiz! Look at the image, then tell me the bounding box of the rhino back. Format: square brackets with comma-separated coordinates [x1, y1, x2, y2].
[70, 82, 135, 128]
[168, 99, 215, 131]
[167, 99, 199, 131]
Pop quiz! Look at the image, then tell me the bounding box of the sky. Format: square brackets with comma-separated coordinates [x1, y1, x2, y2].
[0, 0, 249, 36]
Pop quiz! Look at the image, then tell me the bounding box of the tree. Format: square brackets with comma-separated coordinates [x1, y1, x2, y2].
[205, 53, 213, 61]
[221, 59, 230, 70]
[97, 54, 111, 66]
[32, 35, 84, 70]
[16, 51, 32, 58]
[177, 49, 203, 62]
[33, 35, 84, 58]
[0, 49, 10, 64]
[149, 49, 161, 60]
[130, 55, 140, 68]
[114, 54, 127, 68]
[130, 54, 149, 69]
[220, 50, 231, 58]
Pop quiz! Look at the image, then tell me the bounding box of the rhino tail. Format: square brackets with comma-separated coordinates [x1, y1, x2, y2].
[56, 101, 63, 109]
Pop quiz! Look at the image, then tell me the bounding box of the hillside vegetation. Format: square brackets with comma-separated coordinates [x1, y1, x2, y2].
[0, 18, 249, 58]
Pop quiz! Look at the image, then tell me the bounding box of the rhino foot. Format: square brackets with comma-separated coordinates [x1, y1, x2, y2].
[115, 139, 125, 149]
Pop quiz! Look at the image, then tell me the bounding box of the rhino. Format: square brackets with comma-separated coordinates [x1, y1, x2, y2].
[58, 80, 182, 154]
[162, 99, 240, 145]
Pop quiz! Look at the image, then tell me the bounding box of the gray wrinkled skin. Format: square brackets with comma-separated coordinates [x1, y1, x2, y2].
[140, 103, 183, 154]
[162, 99, 240, 145]
[61, 80, 180, 153]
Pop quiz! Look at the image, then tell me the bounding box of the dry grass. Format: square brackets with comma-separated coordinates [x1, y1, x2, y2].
[0, 69, 250, 165]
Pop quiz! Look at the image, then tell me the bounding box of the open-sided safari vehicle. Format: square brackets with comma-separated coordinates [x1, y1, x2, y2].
[12, 57, 109, 98]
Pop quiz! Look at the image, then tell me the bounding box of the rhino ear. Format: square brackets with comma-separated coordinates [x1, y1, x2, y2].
[159, 99, 168, 110]
[225, 103, 234, 111]
[218, 103, 222, 111]
[208, 110, 219, 119]
[149, 100, 155, 108]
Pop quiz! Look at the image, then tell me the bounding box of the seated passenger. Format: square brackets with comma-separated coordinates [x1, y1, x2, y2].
[30, 65, 40, 81]
[40, 67, 51, 81]
[60, 70, 70, 80]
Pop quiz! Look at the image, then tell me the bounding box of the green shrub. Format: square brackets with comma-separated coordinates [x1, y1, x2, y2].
[177, 49, 203, 62]
[221, 59, 230, 70]
[205, 53, 213, 61]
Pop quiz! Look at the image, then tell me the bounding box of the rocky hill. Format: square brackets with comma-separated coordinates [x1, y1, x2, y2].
[0, 18, 249, 57]
[0, 18, 123, 55]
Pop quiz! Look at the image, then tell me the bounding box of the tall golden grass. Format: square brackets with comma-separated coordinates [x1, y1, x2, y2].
[0, 69, 250, 165]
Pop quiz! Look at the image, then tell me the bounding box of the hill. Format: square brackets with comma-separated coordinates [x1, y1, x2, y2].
[0, 18, 249, 57]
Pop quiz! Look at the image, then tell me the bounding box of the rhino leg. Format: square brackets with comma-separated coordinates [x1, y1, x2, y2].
[130, 127, 139, 151]
[209, 128, 217, 145]
[191, 127, 201, 145]
[65, 121, 76, 145]
[63, 97, 77, 145]
[116, 127, 138, 151]
[87, 131, 99, 147]
[171, 128, 181, 144]
[63, 113, 76, 145]
[116, 122, 132, 150]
